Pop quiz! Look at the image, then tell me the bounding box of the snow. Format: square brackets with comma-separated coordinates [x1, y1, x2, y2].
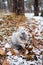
[25, 13, 34, 18]
[25, 13, 41, 18]
[7, 51, 12, 56]
[25, 13, 43, 39]
[0, 18, 3, 21]
[0, 13, 43, 65]
[5, 43, 11, 48]
[10, 14, 43, 65]
[7, 55, 42, 65]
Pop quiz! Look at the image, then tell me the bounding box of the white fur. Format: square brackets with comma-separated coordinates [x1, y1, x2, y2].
[11, 26, 29, 47]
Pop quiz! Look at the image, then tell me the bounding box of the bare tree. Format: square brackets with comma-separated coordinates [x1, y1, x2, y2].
[7, 0, 13, 12]
[34, 0, 39, 16]
[13, 0, 24, 15]
[41, 1, 43, 16]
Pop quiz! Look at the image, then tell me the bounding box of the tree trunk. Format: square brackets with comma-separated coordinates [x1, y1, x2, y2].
[13, 0, 24, 15]
[7, 0, 13, 12]
[41, 10, 43, 16]
[34, 0, 39, 16]
[41, 2, 43, 16]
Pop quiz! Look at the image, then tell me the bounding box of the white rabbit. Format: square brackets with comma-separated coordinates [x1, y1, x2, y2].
[11, 26, 29, 49]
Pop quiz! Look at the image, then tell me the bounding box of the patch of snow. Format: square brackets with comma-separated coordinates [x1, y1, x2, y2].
[7, 55, 42, 65]
[0, 18, 3, 21]
[25, 13, 41, 19]
[7, 51, 12, 56]
[5, 43, 11, 48]
[14, 49, 19, 54]
[25, 13, 34, 19]
[33, 48, 41, 55]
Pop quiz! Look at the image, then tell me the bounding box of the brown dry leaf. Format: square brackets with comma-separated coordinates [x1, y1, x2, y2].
[24, 54, 32, 60]
[5, 30, 11, 36]
[32, 39, 43, 50]
[32, 25, 36, 29]
[0, 35, 3, 41]
[26, 47, 33, 51]
[32, 34, 35, 39]
[11, 49, 17, 56]
[0, 48, 5, 55]
[2, 59, 10, 65]
[20, 49, 26, 56]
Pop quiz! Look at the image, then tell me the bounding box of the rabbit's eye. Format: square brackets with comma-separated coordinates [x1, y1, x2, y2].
[20, 36, 26, 40]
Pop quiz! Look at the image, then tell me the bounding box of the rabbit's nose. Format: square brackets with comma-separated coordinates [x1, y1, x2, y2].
[21, 32, 25, 35]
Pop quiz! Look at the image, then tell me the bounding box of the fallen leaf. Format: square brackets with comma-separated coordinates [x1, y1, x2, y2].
[0, 35, 3, 41]
[2, 59, 10, 65]
[0, 48, 5, 55]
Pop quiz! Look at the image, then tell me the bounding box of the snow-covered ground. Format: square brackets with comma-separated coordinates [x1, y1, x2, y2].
[7, 13, 43, 65]
[0, 13, 43, 65]
[25, 13, 43, 39]
[25, 13, 41, 18]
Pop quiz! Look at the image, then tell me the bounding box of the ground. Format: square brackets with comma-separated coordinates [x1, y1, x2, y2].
[0, 13, 43, 65]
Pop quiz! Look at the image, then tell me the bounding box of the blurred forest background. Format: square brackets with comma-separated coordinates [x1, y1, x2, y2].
[0, 0, 43, 16]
